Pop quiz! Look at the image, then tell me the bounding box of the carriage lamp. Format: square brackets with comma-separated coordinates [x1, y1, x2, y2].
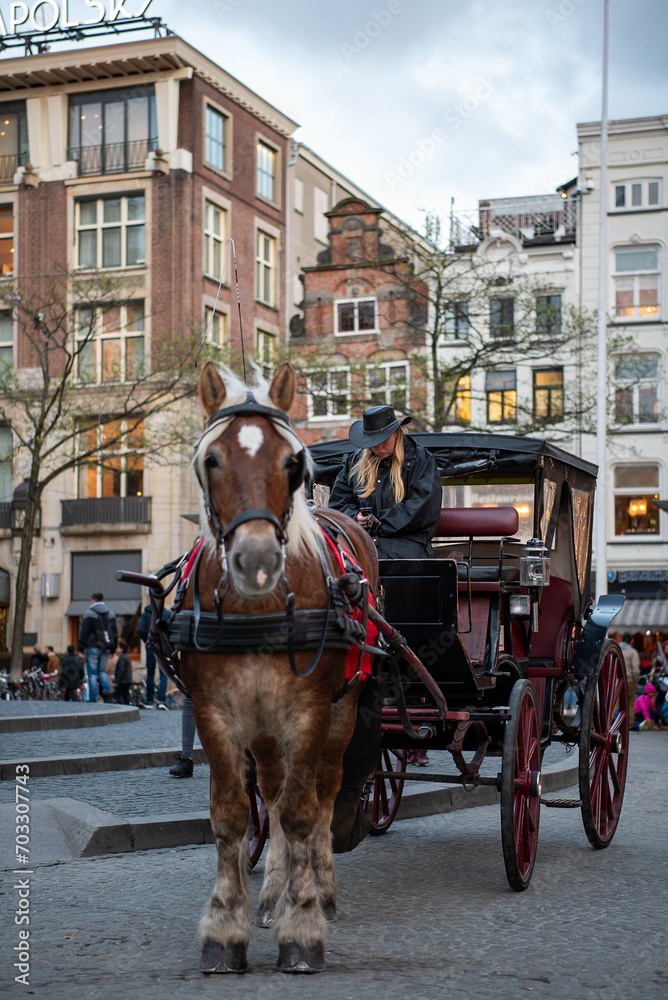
[519, 538, 550, 588]
[510, 594, 531, 618]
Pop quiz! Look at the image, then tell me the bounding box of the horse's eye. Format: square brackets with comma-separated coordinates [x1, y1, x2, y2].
[285, 455, 299, 471]
[205, 453, 219, 470]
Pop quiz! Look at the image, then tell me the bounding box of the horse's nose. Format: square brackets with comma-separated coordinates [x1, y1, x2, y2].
[231, 536, 282, 593]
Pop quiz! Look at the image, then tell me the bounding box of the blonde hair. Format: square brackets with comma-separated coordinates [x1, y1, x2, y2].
[350, 427, 406, 503]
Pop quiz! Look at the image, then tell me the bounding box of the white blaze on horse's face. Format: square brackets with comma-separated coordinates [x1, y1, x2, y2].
[238, 424, 264, 457]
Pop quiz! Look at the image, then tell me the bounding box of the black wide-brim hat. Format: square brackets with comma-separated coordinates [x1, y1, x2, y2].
[349, 405, 412, 449]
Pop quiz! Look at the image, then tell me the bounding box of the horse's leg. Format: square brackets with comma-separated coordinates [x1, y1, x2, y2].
[312, 691, 362, 922]
[196, 718, 252, 974]
[273, 725, 329, 973]
[252, 736, 288, 929]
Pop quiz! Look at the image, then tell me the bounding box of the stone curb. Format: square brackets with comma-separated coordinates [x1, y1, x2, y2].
[0, 747, 208, 780]
[0, 706, 139, 734]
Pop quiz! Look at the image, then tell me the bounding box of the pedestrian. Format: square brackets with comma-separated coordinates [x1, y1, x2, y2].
[44, 645, 60, 677]
[138, 603, 169, 709]
[29, 645, 48, 672]
[169, 694, 197, 777]
[77, 592, 117, 703]
[58, 646, 85, 702]
[113, 640, 133, 705]
[619, 633, 640, 714]
[632, 681, 661, 731]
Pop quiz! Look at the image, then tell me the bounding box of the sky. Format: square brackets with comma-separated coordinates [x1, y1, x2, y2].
[5, 0, 668, 231]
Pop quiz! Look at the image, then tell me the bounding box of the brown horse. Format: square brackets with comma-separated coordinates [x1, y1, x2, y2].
[180, 360, 379, 974]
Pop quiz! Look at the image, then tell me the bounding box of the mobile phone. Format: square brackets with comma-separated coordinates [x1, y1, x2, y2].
[359, 507, 373, 515]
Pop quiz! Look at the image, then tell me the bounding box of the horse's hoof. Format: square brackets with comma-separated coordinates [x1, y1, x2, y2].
[319, 899, 338, 922]
[276, 941, 326, 973]
[255, 907, 274, 928]
[199, 939, 248, 974]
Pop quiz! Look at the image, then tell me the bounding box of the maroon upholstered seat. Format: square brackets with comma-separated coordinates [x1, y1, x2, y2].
[435, 506, 519, 538]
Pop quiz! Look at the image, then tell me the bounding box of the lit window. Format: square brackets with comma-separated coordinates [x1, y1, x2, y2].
[255, 230, 276, 306]
[486, 370, 516, 424]
[204, 201, 227, 279]
[613, 465, 660, 536]
[0, 311, 12, 366]
[536, 294, 561, 338]
[335, 298, 377, 335]
[368, 362, 409, 411]
[443, 302, 470, 341]
[0, 206, 14, 276]
[256, 140, 277, 201]
[78, 419, 144, 499]
[614, 354, 660, 424]
[614, 246, 659, 320]
[533, 369, 563, 422]
[68, 87, 157, 175]
[76, 302, 145, 384]
[490, 297, 514, 339]
[444, 375, 471, 425]
[76, 195, 145, 269]
[205, 105, 227, 172]
[204, 306, 227, 349]
[308, 369, 350, 420]
[612, 179, 662, 211]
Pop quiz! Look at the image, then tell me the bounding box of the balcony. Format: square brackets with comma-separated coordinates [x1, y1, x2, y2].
[68, 138, 157, 177]
[451, 196, 577, 251]
[60, 496, 151, 535]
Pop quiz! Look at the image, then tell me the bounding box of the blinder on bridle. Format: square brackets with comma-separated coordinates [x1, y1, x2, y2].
[194, 390, 309, 554]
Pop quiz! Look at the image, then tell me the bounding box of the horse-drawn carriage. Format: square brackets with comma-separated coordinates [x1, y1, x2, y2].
[119, 365, 628, 973]
[308, 430, 629, 891]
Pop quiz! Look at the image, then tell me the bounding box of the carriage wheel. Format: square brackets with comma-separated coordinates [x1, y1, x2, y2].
[500, 679, 541, 892]
[579, 639, 629, 850]
[363, 748, 406, 835]
[244, 763, 269, 870]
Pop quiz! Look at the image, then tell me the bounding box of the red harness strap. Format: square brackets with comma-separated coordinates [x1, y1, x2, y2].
[320, 530, 379, 681]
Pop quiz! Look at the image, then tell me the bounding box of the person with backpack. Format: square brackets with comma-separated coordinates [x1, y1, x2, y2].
[77, 592, 117, 703]
[58, 646, 85, 702]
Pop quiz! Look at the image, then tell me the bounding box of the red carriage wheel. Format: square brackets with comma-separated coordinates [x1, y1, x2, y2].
[363, 748, 406, 835]
[244, 762, 269, 870]
[579, 639, 629, 849]
[500, 679, 541, 891]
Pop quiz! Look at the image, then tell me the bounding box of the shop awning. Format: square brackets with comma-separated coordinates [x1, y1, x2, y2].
[65, 600, 141, 618]
[612, 599, 668, 630]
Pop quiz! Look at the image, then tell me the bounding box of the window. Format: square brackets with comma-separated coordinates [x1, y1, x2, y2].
[335, 298, 377, 335]
[204, 201, 226, 279]
[205, 105, 227, 172]
[0, 206, 14, 276]
[204, 306, 228, 349]
[256, 328, 276, 377]
[76, 302, 145, 384]
[294, 177, 304, 214]
[314, 186, 329, 243]
[614, 354, 661, 424]
[0, 425, 11, 502]
[78, 419, 144, 499]
[613, 465, 660, 536]
[533, 369, 564, 421]
[536, 294, 561, 338]
[614, 247, 659, 320]
[486, 370, 516, 424]
[0, 311, 12, 365]
[490, 297, 514, 338]
[443, 302, 470, 340]
[76, 195, 145, 269]
[0, 102, 29, 181]
[68, 87, 157, 175]
[255, 230, 276, 306]
[256, 140, 277, 202]
[444, 375, 471, 425]
[613, 179, 661, 210]
[308, 369, 350, 420]
[368, 362, 409, 411]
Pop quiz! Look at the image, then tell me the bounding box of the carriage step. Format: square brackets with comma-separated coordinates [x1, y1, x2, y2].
[540, 797, 582, 808]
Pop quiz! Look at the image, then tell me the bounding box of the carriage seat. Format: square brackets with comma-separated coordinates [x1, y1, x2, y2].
[433, 506, 520, 584]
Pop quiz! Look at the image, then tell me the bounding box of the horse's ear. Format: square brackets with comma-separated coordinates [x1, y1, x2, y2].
[199, 361, 227, 417]
[269, 362, 296, 413]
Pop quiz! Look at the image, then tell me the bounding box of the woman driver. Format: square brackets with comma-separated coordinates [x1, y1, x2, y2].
[328, 405, 442, 560]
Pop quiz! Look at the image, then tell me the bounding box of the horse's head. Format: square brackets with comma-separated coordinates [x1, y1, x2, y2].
[195, 361, 310, 598]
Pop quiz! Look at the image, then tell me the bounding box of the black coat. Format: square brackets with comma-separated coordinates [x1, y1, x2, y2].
[328, 434, 442, 558]
[114, 653, 133, 686]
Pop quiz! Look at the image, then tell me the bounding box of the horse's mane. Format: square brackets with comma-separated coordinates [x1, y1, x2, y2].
[194, 365, 322, 565]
